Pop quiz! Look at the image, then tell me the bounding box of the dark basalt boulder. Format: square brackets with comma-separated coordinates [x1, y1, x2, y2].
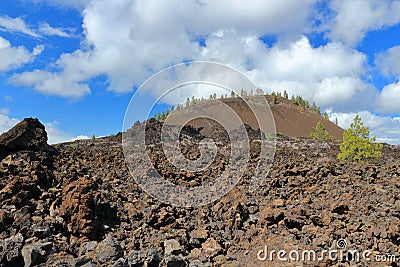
[0, 118, 54, 160]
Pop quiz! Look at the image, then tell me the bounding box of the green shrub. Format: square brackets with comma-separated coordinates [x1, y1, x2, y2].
[337, 115, 382, 163]
[310, 121, 334, 153]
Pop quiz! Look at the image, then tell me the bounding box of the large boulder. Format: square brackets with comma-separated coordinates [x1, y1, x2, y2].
[0, 118, 50, 160]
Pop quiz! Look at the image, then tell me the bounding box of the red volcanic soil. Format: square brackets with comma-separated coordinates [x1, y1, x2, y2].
[184, 95, 343, 140]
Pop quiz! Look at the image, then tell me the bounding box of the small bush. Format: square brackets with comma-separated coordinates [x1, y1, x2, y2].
[337, 115, 382, 163]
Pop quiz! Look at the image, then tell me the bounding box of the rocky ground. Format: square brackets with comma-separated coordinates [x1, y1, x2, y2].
[0, 118, 399, 266]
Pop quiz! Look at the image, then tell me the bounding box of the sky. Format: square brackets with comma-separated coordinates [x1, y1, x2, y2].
[0, 0, 399, 144]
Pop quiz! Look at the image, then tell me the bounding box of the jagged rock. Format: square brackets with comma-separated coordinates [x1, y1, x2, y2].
[21, 242, 53, 267]
[59, 177, 100, 239]
[165, 255, 187, 267]
[93, 235, 123, 264]
[0, 118, 52, 160]
[124, 249, 160, 267]
[0, 233, 24, 264]
[164, 239, 184, 256]
[201, 237, 222, 258]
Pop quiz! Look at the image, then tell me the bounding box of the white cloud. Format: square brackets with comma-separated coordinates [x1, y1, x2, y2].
[329, 110, 400, 144]
[327, 0, 400, 46]
[38, 22, 72, 37]
[375, 45, 400, 77]
[45, 121, 91, 144]
[0, 114, 20, 134]
[0, 36, 44, 72]
[12, 0, 317, 96]
[10, 69, 90, 98]
[235, 36, 371, 110]
[72, 135, 90, 141]
[0, 15, 39, 37]
[6, 0, 393, 116]
[374, 80, 400, 114]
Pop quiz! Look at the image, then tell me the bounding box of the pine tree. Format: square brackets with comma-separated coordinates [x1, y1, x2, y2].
[323, 111, 329, 120]
[186, 98, 190, 107]
[283, 90, 289, 99]
[311, 102, 317, 112]
[157, 112, 161, 121]
[231, 91, 235, 98]
[171, 105, 175, 113]
[310, 121, 334, 154]
[256, 88, 264, 96]
[338, 115, 382, 163]
[335, 117, 338, 125]
[272, 94, 277, 105]
[161, 111, 166, 121]
[305, 100, 310, 109]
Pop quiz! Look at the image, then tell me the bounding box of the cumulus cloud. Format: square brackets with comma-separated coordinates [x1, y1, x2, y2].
[327, 0, 400, 46]
[374, 81, 400, 114]
[329, 110, 400, 144]
[11, 0, 317, 97]
[11, 0, 374, 109]
[0, 36, 44, 72]
[10, 69, 91, 98]
[375, 45, 400, 77]
[234, 36, 372, 110]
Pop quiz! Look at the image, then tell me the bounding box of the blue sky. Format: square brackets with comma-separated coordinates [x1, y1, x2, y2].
[0, 0, 399, 144]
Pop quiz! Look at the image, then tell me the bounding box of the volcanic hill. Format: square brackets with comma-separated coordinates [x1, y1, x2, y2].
[183, 95, 343, 141]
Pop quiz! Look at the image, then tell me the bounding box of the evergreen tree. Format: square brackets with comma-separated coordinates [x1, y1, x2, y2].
[171, 105, 175, 113]
[335, 117, 338, 125]
[157, 112, 161, 121]
[186, 98, 190, 107]
[311, 102, 317, 112]
[305, 100, 310, 109]
[161, 111, 166, 121]
[256, 88, 264, 96]
[310, 121, 334, 154]
[231, 90, 235, 98]
[283, 90, 289, 99]
[272, 94, 277, 105]
[323, 111, 329, 120]
[338, 115, 382, 163]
